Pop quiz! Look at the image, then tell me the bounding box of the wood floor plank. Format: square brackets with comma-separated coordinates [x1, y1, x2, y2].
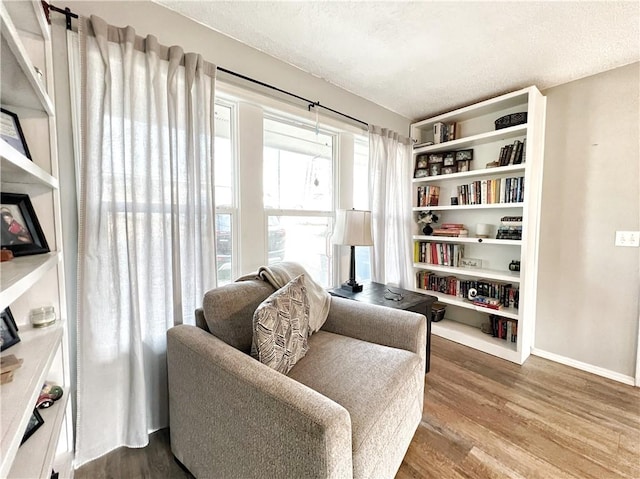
[398, 336, 640, 479]
[74, 336, 640, 479]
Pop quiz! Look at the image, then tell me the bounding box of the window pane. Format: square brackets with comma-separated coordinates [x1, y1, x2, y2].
[216, 213, 232, 285]
[353, 135, 371, 282]
[267, 215, 331, 287]
[263, 118, 333, 211]
[215, 104, 233, 207]
[353, 135, 369, 210]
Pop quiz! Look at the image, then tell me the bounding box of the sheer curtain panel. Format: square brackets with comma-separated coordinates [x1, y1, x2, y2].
[74, 16, 217, 466]
[368, 126, 413, 288]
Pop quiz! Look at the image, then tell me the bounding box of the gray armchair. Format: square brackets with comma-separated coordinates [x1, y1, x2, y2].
[167, 279, 426, 479]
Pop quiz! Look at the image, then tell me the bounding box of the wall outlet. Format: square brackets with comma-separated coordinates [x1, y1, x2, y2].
[615, 231, 640, 247]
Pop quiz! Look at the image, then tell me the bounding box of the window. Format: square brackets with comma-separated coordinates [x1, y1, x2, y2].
[214, 102, 236, 285]
[353, 135, 371, 283]
[263, 116, 334, 286]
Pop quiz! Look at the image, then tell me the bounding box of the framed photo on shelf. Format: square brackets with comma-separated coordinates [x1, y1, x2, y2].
[455, 149, 473, 162]
[1, 193, 50, 257]
[416, 155, 428, 169]
[20, 409, 44, 446]
[0, 108, 32, 160]
[442, 166, 456, 175]
[0, 307, 20, 352]
[429, 163, 442, 177]
[457, 160, 470, 172]
[427, 153, 444, 164]
[443, 152, 456, 166]
[414, 168, 429, 178]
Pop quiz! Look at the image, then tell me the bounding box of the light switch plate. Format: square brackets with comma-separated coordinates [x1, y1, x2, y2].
[615, 231, 640, 247]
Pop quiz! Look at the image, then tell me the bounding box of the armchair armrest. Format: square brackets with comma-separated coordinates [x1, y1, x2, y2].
[167, 324, 353, 479]
[321, 297, 426, 362]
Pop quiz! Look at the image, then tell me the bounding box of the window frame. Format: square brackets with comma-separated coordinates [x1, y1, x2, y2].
[263, 113, 339, 287]
[214, 99, 239, 285]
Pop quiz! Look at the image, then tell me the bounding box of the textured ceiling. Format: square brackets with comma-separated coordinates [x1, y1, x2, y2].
[154, 1, 640, 120]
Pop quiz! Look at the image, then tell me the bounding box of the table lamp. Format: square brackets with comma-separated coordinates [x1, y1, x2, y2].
[332, 209, 373, 292]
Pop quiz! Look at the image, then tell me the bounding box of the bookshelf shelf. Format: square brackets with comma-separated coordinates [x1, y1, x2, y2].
[1, 139, 58, 191]
[0, 3, 53, 114]
[10, 388, 70, 479]
[431, 319, 519, 362]
[413, 124, 527, 155]
[410, 86, 546, 364]
[412, 164, 526, 184]
[413, 262, 521, 283]
[413, 202, 524, 212]
[411, 288, 519, 320]
[413, 235, 522, 246]
[0, 253, 61, 311]
[0, 323, 63, 478]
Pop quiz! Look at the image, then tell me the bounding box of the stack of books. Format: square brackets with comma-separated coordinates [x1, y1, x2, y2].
[431, 223, 467, 237]
[496, 216, 523, 240]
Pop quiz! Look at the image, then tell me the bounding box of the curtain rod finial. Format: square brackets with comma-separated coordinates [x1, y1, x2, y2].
[41, 1, 51, 24]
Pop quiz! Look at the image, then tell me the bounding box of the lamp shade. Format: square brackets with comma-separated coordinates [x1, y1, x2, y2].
[332, 209, 373, 246]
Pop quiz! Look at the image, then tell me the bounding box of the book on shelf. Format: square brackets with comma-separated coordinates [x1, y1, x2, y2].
[498, 139, 526, 166]
[431, 224, 467, 237]
[456, 176, 524, 205]
[489, 314, 518, 342]
[416, 185, 440, 207]
[415, 270, 520, 309]
[433, 122, 458, 144]
[414, 241, 464, 267]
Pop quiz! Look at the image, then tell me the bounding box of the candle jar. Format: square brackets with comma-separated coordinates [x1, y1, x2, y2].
[30, 306, 56, 328]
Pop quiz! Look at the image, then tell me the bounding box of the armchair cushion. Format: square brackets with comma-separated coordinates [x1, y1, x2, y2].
[288, 330, 424, 478]
[251, 274, 310, 374]
[202, 279, 275, 353]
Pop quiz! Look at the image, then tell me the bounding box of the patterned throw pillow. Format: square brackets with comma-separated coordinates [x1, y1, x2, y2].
[251, 274, 310, 374]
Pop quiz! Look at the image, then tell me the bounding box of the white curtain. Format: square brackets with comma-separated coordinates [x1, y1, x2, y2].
[368, 126, 413, 288]
[73, 15, 217, 466]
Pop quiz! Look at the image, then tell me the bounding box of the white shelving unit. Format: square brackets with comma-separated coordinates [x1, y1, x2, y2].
[410, 86, 546, 364]
[1, 1, 73, 477]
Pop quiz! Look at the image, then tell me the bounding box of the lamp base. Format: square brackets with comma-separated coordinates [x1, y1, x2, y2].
[341, 281, 363, 293]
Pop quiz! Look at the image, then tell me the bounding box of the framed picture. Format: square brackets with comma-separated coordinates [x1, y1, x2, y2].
[1, 307, 20, 352]
[429, 163, 442, 176]
[20, 409, 44, 446]
[442, 166, 456, 175]
[455, 149, 473, 162]
[415, 155, 428, 169]
[1, 193, 49, 256]
[443, 152, 456, 166]
[457, 160, 470, 172]
[414, 168, 429, 179]
[0, 108, 31, 160]
[427, 153, 444, 164]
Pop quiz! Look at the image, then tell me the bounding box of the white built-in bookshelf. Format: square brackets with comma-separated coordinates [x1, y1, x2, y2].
[1, 1, 73, 477]
[409, 86, 546, 364]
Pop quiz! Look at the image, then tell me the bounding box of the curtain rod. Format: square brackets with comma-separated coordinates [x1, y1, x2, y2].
[41, 1, 370, 129]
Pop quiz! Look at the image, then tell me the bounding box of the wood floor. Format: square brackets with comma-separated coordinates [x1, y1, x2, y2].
[75, 336, 640, 479]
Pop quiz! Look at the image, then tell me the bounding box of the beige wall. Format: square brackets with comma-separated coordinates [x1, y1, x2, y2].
[536, 63, 640, 378]
[66, 1, 410, 134]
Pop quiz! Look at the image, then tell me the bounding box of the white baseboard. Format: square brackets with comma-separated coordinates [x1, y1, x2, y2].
[531, 348, 636, 386]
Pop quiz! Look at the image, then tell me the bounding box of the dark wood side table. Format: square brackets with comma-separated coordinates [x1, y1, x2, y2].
[328, 282, 436, 373]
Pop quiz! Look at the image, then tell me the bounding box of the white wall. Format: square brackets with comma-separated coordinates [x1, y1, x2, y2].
[535, 63, 640, 381]
[65, 1, 410, 134]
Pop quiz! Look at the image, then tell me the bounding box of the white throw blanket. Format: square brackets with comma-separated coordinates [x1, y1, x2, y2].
[238, 262, 331, 334]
